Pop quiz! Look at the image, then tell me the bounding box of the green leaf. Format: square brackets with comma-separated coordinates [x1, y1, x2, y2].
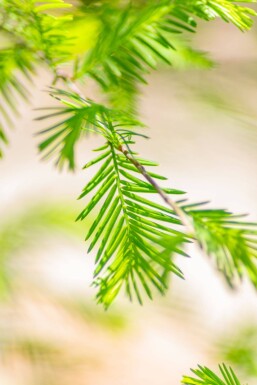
[182, 363, 244, 385]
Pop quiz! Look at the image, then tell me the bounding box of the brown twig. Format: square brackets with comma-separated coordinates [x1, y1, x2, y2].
[118, 144, 195, 235]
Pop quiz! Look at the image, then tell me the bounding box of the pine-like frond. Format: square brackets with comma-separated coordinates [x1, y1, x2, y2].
[79, 1, 197, 111]
[183, 202, 257, 288]
[0, 0, 73, 156]
[30, 0, 73, 66]
[0, 46, 34, 157]
[182, 363, 244, 385]
[79, 0, 255, 112]
[38, 88, 257, 305]
[0, 0, 73, 67]
[36, 91, 92, 170]
[37, 88, 190, 306]
[36, 88, 142, 169]
[180, 0, 256, 31]
[77, 143, 187, 307]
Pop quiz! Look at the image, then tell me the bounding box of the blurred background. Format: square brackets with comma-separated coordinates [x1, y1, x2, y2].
[1, 9, 257, 385]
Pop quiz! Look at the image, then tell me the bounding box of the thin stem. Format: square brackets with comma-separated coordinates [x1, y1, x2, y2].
[110, 143, 130, 226]
[118, 144, 195, 235]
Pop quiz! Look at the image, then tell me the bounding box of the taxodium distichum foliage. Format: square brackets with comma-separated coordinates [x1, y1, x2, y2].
[1, 1, 256, 383]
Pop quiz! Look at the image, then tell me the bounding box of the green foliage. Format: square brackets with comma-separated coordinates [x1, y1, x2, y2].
[39, 89, 257, 308]
[0, 46, 34, 157]
[0, 1, 256, 381]
[183, 203, 257, 288]
[1, 0, 72, 51]
[180, 0, 256, 31]
[1, 0, 257, 306]
[79, 1, 197, 111]
[39, 89, 188, 306]
[78, 144, 187, 306]
[39, 89, 257, 306]
[182, 363, 244, 385]
[0, 0, 73, 156]
[36, 88, 142, 170]
[79, 0, 255, 112]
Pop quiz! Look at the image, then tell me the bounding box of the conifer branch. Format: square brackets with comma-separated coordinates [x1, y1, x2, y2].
[38, 88, 257, 306]
[1, 2, 257, 382]
[1, 0, 257, 306]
